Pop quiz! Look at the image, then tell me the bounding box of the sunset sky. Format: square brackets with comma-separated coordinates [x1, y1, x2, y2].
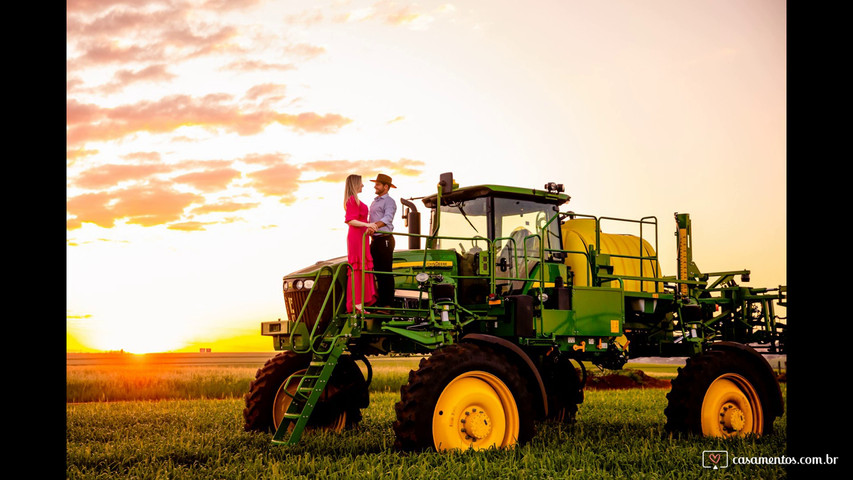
[66, 0, 786, 354]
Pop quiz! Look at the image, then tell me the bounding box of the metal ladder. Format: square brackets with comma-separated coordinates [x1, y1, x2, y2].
[272, 295, 357, 445]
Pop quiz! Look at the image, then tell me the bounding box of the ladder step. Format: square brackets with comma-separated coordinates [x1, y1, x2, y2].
[273, 343, 348, 445]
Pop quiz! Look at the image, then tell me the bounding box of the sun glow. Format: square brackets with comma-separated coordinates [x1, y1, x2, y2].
[87, 325, 189, 354]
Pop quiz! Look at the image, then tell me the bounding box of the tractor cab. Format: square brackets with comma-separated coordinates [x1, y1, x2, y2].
[418, 179, 570, 298]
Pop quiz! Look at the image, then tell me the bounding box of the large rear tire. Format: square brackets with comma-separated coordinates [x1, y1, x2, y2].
[243, 351, 369, 433]
[664, 346, 781, 437]
[393, 343, 535, 451]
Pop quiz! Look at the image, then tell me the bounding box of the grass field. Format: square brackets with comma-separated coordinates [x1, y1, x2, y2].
[66, 356, 788, 479]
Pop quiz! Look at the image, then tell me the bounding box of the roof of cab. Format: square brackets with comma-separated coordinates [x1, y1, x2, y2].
[420, 184, 570, 208]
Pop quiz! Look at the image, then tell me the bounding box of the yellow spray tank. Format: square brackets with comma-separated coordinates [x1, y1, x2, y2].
[561, 218, 662, 293]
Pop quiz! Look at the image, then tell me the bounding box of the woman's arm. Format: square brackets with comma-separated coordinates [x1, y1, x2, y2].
[347, 219, 376, 229]
[344, 197, 377, 229]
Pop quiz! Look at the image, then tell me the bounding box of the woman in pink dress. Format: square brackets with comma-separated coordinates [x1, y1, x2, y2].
[344, 175, 378, 313]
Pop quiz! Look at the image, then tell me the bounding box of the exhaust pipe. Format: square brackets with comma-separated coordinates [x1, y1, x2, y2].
[400, 198, 421, 250]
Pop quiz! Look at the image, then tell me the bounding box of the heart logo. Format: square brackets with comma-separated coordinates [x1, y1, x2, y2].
[708, 453, 720, 464]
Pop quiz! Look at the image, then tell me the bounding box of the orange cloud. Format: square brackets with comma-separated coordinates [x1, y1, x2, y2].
[124, 152, 162, 161]
[241, 153, 292, 166]
[167, 221, 210, 232]
[391, 158, 425, 176]
[67, 183, 203, 229]
[116, 184, 203, 227]
[66, 95, 353, 147]
[301, 158, 426, 181]
[67, 147, 99, 164]
[246, 163, 302, 204]
[277, 112, 353, 134]
[67, 191, 116, 229]
[172, 168, 242, 192]
[191, 200, 260, 215]
[67, 155, 426, 230]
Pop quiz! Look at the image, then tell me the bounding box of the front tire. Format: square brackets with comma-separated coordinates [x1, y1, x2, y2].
[393, 343, 535, 451]
[243, 351, 369, 433]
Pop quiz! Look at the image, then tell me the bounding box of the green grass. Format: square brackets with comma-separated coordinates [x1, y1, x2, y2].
[66, 358, 422, 403]
[66, 360, 788, 479]
[66, 365, 258, 403]
[65, 359, 676, 403]
[67, 389, 788, 479]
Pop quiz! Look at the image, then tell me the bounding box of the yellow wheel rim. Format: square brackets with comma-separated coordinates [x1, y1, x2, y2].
[432, 370, 520, 451]
[701, 373, 763, 437]
[272, 369, 347, 433]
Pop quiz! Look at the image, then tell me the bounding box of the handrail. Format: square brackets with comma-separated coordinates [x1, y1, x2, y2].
[561, 213, 664, 292]
[341, 206, 672, 323]
[289, 262, 352, 355]
[597, 215, 661, 293]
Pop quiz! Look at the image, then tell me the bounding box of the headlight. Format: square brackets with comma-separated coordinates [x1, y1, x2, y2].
[294, 279, 304, 290]
[303, 279, 315, 289]
[415, 272, 430, 283]
[282, 280, 290, 291]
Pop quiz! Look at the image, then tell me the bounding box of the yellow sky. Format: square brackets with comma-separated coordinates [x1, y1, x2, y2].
[67, 0, 786, 353]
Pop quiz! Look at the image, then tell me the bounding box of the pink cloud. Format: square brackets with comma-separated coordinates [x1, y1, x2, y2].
[73, 163, 174, 189]
[283, 43, 327, 60]
[244, 83, 287, 101]
[71, 42, 167, 67]
[222, 60, 297, 72]
[66, 95, 353, 147]
[67, 5, 186, 37]
[100, 64, 176, 94]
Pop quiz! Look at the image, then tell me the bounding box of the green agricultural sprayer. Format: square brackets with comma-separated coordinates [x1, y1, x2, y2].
[243, 172, 787, 451]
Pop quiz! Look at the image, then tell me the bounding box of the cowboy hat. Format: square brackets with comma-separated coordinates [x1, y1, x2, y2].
[369, 173, 396, 188]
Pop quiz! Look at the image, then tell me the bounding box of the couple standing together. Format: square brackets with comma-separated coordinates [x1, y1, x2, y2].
[344, 173, 397, 313]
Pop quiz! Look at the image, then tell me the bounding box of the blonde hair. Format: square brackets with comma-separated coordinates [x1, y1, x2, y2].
[344, 174, 362, 209]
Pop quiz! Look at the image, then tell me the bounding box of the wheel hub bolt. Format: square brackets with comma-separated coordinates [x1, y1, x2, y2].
[719, 403, 745, 432]
[466, 410, 492, 440]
